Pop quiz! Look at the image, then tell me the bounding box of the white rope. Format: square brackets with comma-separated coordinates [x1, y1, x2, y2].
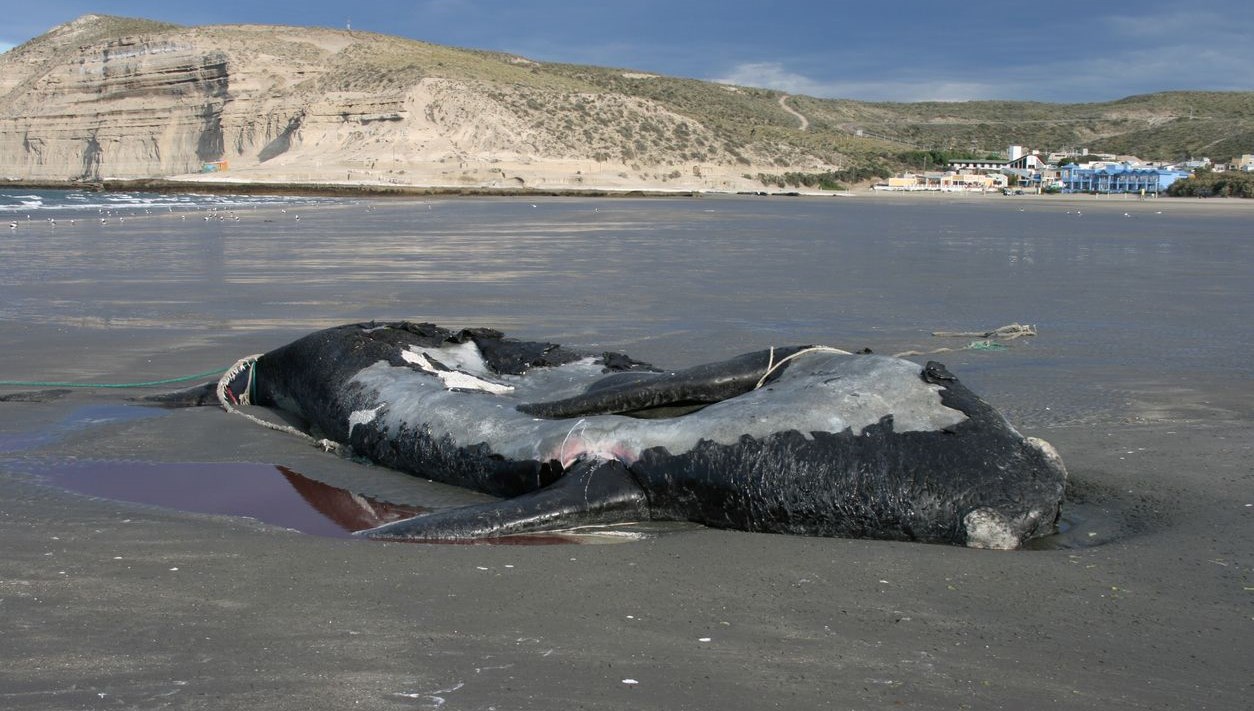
[754, 324, 1035, 387]
[559, 418, 589, 468]
[931, 323, 1036, 340]
[754, 345, 854, 389]
[896, 323, 1036, 357]
[890, 346, 958, 358]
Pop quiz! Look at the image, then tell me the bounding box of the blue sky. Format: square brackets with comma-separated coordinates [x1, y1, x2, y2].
[2, 1, 1251, 103]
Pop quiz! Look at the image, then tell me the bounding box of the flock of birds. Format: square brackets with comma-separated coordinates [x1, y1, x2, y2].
[7, 203, 310, 230]
[1, 198, 474, 230]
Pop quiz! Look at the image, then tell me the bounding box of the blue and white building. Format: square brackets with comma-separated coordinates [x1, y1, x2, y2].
[1058, 163, 1190, 194]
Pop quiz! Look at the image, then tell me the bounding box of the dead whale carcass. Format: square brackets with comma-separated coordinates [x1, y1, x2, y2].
[192, 321, 1067, 548]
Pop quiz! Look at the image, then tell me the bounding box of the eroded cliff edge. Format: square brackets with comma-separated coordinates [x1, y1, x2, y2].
[0, 15, 834, 192]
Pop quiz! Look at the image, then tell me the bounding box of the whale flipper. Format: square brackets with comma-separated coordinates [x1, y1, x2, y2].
[357, 458, 649, 540]
[517, 346, 812, 419]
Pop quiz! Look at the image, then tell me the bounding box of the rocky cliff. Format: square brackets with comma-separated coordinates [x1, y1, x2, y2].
[0, 15, 832, 192]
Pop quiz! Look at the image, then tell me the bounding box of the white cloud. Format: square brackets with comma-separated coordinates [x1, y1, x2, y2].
[712, 61, 1004, 102]
[1104, 10, 1238, 39]
[713, 38, 1254, 104]
[713, 62, 828, 96]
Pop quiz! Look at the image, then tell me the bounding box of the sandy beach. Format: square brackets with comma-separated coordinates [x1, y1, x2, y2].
[1, 194, 1251, 709]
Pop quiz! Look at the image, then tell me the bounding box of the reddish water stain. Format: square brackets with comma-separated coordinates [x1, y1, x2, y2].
[32, 460, 426, 538]
[28, 459, 581, 543]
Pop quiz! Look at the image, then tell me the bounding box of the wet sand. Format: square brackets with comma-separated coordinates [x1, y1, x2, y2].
[1, 195, 1251, 709]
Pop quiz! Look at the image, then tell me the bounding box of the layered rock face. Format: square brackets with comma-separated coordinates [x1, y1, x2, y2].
[1, 17, 384, 181]
[0, 15, 827, 190]
[3, 40, 232, 179]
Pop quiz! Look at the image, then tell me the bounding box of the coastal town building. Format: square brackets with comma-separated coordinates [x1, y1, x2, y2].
[1058, 163, 1190, 194]
[947, 157, 1009, 172]
[1007, 154, 1046, 172]
[876, 171, 1007, 192]
[877, 144, 1211, 195]
[946, 172, 1007, 191]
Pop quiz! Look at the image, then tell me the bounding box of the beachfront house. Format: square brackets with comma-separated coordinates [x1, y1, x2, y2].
[1007, 154, 1046, 172]
[947, 157, 1010, 172]
[937, 152, 1018, 191]
[942, 172, 1006, 191]
[1058, 163, 1190, 195]
[1001, 153, 1049, 189]
[875, 171, 1006, 192]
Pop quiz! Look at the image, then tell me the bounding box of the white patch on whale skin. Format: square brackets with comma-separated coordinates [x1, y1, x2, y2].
[350, 352, 969, 466]
[348, 404, 387, 435]
[963, 508, 1022, 550]
[409, 341, 492, 376]
[401, 349, 515, 394]
[1027, 437, 1068, 481]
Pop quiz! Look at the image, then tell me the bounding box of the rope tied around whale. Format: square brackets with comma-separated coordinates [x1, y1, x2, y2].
[755, 345, 855, 389]
[216, 354, 345, 454]
[752, 324, 1037, 389]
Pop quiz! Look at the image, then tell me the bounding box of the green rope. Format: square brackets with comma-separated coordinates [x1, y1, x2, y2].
[0, 366, 229, 389]
[966, 339, 1008, 352]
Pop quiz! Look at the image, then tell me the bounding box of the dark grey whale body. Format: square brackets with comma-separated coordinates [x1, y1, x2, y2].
[203, 321, 1067, 548]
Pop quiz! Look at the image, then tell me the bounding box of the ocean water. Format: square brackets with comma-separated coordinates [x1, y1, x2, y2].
[0, 187, 335, 215]
[1, 193, 1251, 429]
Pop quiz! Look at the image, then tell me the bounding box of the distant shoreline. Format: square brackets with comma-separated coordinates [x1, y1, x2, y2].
[2, 178, 708, 199]
[5, 178, 1252, 211]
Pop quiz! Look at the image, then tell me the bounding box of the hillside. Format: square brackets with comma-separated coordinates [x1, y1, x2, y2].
[1, 15, 1251, 192]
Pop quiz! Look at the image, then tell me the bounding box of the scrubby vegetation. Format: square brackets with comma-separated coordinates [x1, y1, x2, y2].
[752, 165, 893, 190]
[1167, 171, 1254, 198]
[6, 14, 180, 56]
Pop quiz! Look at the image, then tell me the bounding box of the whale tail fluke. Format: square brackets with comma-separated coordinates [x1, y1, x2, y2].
[357, 458, 650, 541]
